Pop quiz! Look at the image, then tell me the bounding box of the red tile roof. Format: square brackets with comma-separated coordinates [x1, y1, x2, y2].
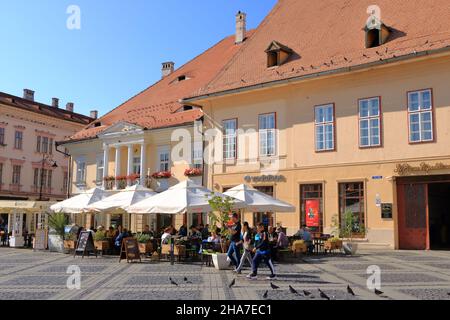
[0, 92, 93, 125]
[68, 31, 254, 142]
[186, 0, 450, 99]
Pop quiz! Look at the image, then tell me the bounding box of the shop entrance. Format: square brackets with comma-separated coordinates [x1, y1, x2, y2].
[428, 183, 450, 249]
[397, 175, 450, 250]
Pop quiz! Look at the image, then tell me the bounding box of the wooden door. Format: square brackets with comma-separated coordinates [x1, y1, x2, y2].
[397, 183, 429, 250]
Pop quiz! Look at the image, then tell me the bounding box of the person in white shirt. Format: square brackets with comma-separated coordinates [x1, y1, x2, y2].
[161, 227, 173, 245]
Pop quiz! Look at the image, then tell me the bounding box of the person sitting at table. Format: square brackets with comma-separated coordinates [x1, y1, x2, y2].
[178, 224, 188, 237]
[106, 227, 115, 238]
[207, 230, 221, 244]
[276, 227, 289, 249]
[199, 223, 209, 240]
[300, 225, 314, 254]
[114, 227, 130, 251]
[161, 227, 173, 245]
[268, 226, 278, 242]
[142, 225, 153, 236]
[189, 225, 202, 240]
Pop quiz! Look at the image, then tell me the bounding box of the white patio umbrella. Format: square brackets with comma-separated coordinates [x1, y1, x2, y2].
[50, 187, 115, 214]
[88, 185, 156, 212]
[223, 184, 295, 213]
[128, 180, 245, 214]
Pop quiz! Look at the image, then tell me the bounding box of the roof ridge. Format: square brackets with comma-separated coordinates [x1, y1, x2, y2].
[191, 1, 283, 97]
[96, 33, 238, 125]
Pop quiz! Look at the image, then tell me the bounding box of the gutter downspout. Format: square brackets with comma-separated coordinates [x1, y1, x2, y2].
[55, 142, 72, 199]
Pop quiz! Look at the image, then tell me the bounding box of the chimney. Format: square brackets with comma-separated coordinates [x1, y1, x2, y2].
[51, 98, 59, 108]
[235, 11, 247, 44]
[66, 102, 74, 112]
[161, 62, 175, 78]
[90, 110, 98, 119]
[23, 89, 35, 101]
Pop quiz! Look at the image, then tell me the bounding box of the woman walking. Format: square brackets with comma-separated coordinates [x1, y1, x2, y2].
[235, 222, 253, 274]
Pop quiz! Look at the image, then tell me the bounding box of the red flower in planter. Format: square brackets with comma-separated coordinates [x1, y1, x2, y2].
[184, 168, 203, 177]
[127, 173, 141, 181]
[151, 171, 172, 179]
[103, 176, 115, 182]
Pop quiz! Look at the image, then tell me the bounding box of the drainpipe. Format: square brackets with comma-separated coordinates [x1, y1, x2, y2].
[55, 142, 72, 199]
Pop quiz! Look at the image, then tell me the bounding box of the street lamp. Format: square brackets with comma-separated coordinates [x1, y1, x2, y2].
[38, 153, 58, 201]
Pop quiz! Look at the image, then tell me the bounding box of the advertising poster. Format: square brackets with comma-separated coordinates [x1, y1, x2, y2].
[305, 200, 320, 227]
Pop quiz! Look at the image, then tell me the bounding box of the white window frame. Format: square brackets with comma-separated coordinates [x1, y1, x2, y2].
[14, 131, 23, 149]
[408, 89, 434, 143]
[359, 97, 381, 148]
[0, 128, 4, 145]
[75, 157, 87, 185]
[223, 119, 237, 160]
[12, 165, 21, 185]
[133, 156, 141, 175]
[193, 140, 203, 169]
[96, 154, 104, 183]
[157, 146, 170, 172]
[259, 113, 276, 157]
[315, 104, 335, 151]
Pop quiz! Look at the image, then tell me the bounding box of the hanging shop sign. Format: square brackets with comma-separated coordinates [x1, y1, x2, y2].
[244, 175, 286, 183]
[305, 199, 320, 227]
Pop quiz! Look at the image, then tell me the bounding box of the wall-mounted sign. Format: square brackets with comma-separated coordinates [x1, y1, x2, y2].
[244, 175, 286, 183]
[372, 176, 383, 180]
[375, 193, 382, 207]
[381, 203, 393, 219]
[395, 162, 450, 176]
[305, 200, 320, 227]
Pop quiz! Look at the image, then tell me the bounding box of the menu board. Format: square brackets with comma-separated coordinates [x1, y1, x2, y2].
[33, 229, 48, 251]
[119, 237, 141, 263]
[74, 231, 97, 258]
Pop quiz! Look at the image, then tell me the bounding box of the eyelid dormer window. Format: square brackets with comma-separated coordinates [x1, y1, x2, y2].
[365, 18, 391, 48]
[265, 41, 294, 68]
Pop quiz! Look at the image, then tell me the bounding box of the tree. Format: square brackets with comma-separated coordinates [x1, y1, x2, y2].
[207, 194, 235, 253]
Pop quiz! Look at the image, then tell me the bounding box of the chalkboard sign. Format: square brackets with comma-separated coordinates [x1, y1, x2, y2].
[33, 229, 48, 251]
[119, 237, 141, 263]
[74, 231, 97, 258]
[381, 203, 393, 219]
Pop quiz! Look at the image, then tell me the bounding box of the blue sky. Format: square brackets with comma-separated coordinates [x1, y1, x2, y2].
[0, 0, 276, 117]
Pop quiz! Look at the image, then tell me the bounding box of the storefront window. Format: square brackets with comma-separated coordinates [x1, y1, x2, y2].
[339, 182, 365, 236]
[300, 184, 323, 233]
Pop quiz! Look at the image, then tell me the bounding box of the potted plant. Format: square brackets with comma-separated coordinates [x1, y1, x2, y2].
[103, 176, 115, 190]
[292, 240, 307, 254]
[48, 212, 68, 253]
[331, 211, 365, 255]
[63, 232, 77, 252]
[136, 233, 153, 254]
[207, 194, 234, 270]
[324, 237, 343, 252]
[93, 230, 110, 252]
[116, 176, 128, 189]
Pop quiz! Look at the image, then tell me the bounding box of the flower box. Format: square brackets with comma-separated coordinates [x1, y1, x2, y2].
[94, 240, 110, 251]
[292, 241, 307, 254]
[138, 241, 153, 254]
[184, 168, 203, 177]
[64, 240, 77, 250]
[151, 171, 172, 179]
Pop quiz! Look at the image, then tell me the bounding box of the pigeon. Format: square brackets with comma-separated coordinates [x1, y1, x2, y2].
[289, 285, 300, 295]
[184, 277, 192, 284]
[374, 288, 384, 296]
[344, 56, 348, 62]
[169, 277, 178, 286]
[363, 53, 369, 58]
[447, 292, 450, 296]
[263, 290, 269, 299]
[319, 289, 330, 300]
[347, 285, 355, 296]
[303, 290, 312, 297]
[270, 282, 280, 290]
[228, 278, 236, 288]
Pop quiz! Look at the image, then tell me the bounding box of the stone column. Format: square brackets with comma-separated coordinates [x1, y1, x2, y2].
[102, 145, 110, 189]
[115, 146, 121, 189]
[140, 143, 147, 186]
[127, 144, 133, 186]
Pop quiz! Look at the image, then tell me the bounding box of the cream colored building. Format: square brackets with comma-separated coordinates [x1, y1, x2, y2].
[183, 0, 450, 250]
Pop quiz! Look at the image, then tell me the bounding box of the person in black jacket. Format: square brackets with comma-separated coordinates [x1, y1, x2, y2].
[247, 222, 276, 280]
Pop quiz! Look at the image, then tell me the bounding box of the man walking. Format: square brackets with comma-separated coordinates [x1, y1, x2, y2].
[227, 213, 242, 269]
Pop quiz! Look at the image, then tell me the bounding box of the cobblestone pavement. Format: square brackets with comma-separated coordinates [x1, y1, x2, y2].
[1, 248, 450, 300]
